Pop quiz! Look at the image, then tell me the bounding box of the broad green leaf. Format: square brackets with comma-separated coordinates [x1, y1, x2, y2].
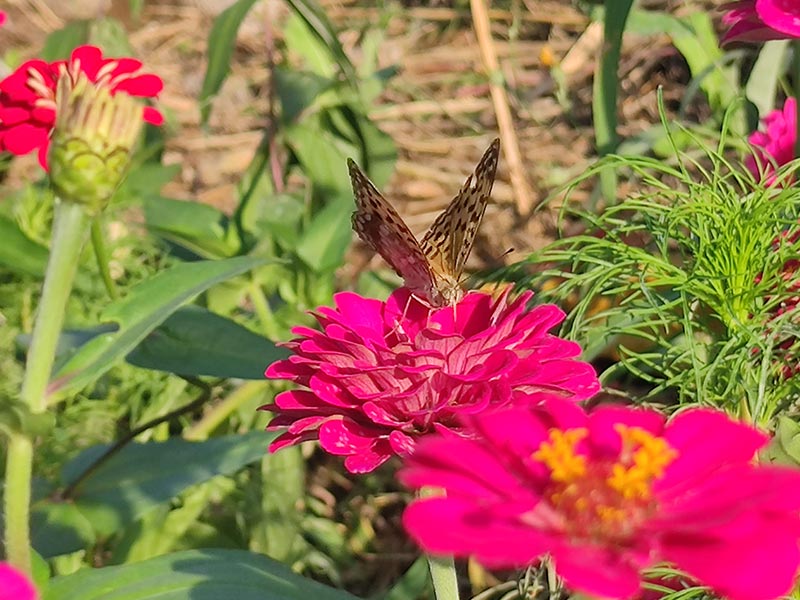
[286, 121, 354, 196]
[41, 21, 90, 60]
[126, 305, 288, 379]
[274, 67, 332, 124]
[199, 0, 259, 125]
[31, 502, 96, 559]
[55, 431, 276, 536]
[87, 17, 134, 57]
[296, 199, 352, 273]
[142, 196, 238, 258]
[0, 214, 49, 277]
[49, 256, 267, 398]
[763, 416, 800, 467]
[284, 0, 357, 86]
[46, 548, 360, 600]
[746, 40, 790, 118]
[382, 556, 431, 600]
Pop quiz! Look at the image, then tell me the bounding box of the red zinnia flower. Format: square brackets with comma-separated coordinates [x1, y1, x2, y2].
[263, 288, 600, 473]
[0, 563, 38, 600]
[746, 97, 796, 183]
[401, 399, 800, 600]
[723, 0, 800, 45]
[0, 45, 163, 170]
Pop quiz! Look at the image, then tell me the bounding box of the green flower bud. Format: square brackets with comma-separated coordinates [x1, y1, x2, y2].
[48, 71, 144, 215]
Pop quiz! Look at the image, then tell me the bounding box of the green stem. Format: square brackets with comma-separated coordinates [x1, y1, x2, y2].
[91, 218, 118, 300]
[419, 487, 459, 600]
[184, 381, 267, 441]
[3, 200, 90, 573]
[593, 0, 634, 205]
[427, 553, 460, 600]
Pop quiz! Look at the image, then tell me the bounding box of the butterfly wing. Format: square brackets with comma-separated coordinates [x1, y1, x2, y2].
[419, 138, 500, 278]
[348, 159, 437, 297]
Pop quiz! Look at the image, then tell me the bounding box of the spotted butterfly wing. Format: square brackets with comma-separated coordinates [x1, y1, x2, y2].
[419, 138, 500, 282]
[348, 159, 438, 300]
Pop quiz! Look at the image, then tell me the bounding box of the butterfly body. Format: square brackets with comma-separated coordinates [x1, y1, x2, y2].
[349, 138, 500, 307]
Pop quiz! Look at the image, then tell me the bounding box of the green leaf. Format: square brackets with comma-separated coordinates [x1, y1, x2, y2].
[126, 305, 288, 379]
[287, 121, 354, 196]
[284, 0, 357, 86]
[57, 431, 275, 536]
[45, 548, 360, 600]
[41, 21, 91, 60]
[746, 40, 790, 118]
[762, 416, 800, 467]
[0, 214, 49, 277]
[296, 199, 352, 273]
[142, 196, 238, 258]
[31, 502, 96, 559]
[199, 0, 259, 125]
[49, 256, 268, 398]
[274, 67, 332, 124]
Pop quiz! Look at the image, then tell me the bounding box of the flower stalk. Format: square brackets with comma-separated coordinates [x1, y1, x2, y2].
[4, 200, 91, 572]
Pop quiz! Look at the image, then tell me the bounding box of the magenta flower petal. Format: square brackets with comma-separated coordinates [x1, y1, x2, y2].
[263, 288, 599, 473]
[552, 545, 643, 600]
[0, 563, 38, 600]
[746, 96, 797, 184]
[401, 399, 800, 600]
[757, 0, 800, 37]
[722, 1, 800, 44]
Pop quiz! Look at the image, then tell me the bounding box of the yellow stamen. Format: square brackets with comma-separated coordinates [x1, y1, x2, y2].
[532, 428, 588, 482]
[606, 425, 678, 500]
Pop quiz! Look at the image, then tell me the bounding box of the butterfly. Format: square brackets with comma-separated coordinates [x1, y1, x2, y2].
[348, 138, 500, 307]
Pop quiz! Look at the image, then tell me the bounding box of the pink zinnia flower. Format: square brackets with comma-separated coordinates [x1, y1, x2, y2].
[0, 44, 163, 170]
[746, 97, 796, 183]
[263, 288, 600, 473]
[723, 1, 800, 44]
[401, 399, 800, 600]
[0, 11, 6, 27]
[0, 563, 38, 600]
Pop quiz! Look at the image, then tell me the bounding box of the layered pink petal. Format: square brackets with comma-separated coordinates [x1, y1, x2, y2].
[263, 287, 599, 472]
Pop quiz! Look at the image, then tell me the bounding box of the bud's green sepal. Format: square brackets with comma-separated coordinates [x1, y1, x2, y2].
[48, 72, 144, 215]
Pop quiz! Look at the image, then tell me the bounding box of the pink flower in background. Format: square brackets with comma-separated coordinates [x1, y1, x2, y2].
[0, 11, 6, 27]
[263, 288, 600, 473]
[723, 1, 800, 44]
[0, 563, 38, 600]
[0, 45, 163, 170]
[746, 97, 796, 183]
[401, 399, 800, 600]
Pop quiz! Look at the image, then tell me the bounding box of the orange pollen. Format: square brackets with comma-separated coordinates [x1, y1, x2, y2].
[531, 424, 678, 538]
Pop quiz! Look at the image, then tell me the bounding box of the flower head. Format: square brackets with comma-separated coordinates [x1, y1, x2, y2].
[401, 399, 800, 600]
[48, 71, 147, 212]
[746, 97, 796, 183]
[263, 288, 600, 473]
[0, 11, 6, 27]
[0, 562, 38, 600]
[0, 45, 163, 170]
[723, 1, 800, 45]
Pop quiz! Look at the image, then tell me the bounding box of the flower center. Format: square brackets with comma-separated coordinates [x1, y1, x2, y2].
[531, 424, 678, 543]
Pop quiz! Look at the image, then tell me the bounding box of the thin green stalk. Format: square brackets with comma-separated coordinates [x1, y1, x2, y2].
[91, 218, 118, 300]
[4, 200, 90, 573]
[794, 40, 800, 159]
[419, 487, 459, 600]
[184, 380, 267, 441]
[427, 553, 460, 600]
[593, 0, 634, 204]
